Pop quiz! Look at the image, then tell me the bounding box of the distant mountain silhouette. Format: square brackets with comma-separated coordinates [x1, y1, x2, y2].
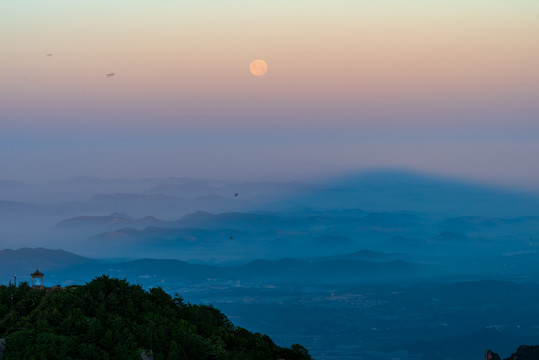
[175, 211, 289, 230]
[0, 248, 421, 287]
[72, 207, 432, 258]
[55, 213, 164, 234]
[438, 216, 539, 238]
[234, 256, 417, 283]
[294, 170, 539, 217]
[312, 234, 352, 246]
[0, 248, 99, 285]
[307, 249, 411, 263]
[0, 247, 91, 269]
[0, 200, 42, 213]
[108, 258, 227, 282]
[85, 193, 251, 218]
[385, 235, 425, 246]
[432, 231, 470, 243]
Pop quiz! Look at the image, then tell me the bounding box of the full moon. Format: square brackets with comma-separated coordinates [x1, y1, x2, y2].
[249, 59, 268, 77]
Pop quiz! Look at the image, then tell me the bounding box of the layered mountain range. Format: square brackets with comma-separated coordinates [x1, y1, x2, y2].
[2, 171, 539, 359]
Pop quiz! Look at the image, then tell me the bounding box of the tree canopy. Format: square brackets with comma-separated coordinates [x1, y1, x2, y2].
[0, 276, 311, 360]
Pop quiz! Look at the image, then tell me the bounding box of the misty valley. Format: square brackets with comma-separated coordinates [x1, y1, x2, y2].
[1, 171, 539, 360]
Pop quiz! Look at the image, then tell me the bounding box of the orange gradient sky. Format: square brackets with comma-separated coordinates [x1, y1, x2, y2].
[1, 0, 539, 186]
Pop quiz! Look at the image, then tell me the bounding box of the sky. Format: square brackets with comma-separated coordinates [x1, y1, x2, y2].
[1, 0, 539, 188]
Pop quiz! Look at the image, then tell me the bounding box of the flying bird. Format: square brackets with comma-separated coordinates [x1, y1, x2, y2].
[46, 54, 53, 57]
[229, 235, 233, 240]
[105, 73, 115, 78]
[234, 192, 239, 198]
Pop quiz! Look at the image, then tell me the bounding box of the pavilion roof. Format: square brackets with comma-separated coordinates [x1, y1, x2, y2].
[31, 269, 44, 277]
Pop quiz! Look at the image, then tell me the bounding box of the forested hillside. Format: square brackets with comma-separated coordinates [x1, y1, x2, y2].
[0, 277, 311, 360]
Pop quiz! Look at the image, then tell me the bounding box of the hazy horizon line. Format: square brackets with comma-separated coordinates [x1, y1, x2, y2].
[2, 166, 539, 195]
